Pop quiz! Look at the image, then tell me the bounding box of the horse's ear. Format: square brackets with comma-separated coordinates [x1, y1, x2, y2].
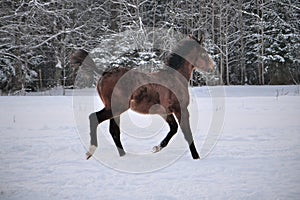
[188, 34, 198, 40]
[199, 34, 204, 45]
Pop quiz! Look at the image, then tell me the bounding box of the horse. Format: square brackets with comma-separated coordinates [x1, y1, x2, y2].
[84, 34, 214, 160]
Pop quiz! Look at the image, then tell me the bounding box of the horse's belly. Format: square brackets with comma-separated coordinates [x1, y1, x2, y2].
[130, 99, 167, 115]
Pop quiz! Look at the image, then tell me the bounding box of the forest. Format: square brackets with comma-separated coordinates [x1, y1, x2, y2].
[0, 0, 299, 94]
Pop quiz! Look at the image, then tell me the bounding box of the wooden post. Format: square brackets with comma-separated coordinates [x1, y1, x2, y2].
[39, 68, 43, 90]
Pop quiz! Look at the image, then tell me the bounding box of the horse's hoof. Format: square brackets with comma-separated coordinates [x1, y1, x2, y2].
[192, 154, 200, 160]
[119, 150, 126, 157]
[152, 146, 162, 153]
[86, 153, 92, 160]
[86, 145, 97, 160]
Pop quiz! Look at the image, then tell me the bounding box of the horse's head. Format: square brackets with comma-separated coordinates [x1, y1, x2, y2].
[187, 34, 214, 72]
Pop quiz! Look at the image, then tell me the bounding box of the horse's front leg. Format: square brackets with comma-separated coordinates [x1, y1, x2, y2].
[86, 108, 113, 159]
[175, 108, 200, 159]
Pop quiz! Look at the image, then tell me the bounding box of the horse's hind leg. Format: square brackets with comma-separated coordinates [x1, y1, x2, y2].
[153, 114, 178, 153]
[109, 116, 126, 156]
[86, 108, 113, 159]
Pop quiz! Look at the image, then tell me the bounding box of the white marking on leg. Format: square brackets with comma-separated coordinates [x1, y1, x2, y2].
[152, 145, 162, 153]
[86, 145, 97, 159]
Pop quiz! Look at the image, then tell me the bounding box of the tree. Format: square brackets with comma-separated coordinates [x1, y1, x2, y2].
[1, 0, 299, 94]
[262, 0, 300, 84]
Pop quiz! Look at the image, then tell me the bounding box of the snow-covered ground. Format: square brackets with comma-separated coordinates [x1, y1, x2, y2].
[1, 85, 300, 199]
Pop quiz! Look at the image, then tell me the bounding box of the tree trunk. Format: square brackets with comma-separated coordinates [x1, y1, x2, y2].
[219, 1, 224, 85]
[111, 2, 118, 32]
[225, 2, 230, 85]
[260, 0, 265, 85]
[238, 0, 246, 84]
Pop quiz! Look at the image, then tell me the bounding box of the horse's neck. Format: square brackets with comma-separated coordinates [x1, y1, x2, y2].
[177, 62, 194, 82]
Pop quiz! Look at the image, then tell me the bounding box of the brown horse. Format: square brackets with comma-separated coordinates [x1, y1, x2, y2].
[86, 34, 214, 160]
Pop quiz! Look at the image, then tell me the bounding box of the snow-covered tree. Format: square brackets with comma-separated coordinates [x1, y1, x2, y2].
[1, 0, 299, 94]
[262, 0, 300, 84]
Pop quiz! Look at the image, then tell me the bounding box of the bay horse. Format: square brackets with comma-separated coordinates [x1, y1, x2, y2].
[85, 34, 214, 160]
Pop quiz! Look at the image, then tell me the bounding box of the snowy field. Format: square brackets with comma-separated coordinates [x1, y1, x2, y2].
[1, 85, 300, 199]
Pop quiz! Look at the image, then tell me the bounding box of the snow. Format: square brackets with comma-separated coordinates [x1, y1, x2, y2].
[1, 86, 300, 199]
[55, 59, 62, 69]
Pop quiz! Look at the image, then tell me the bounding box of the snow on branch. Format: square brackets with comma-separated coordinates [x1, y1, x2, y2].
[0, 52, 23, 61]
[239, 10, 261, 20]
[30, 25, 84, 50]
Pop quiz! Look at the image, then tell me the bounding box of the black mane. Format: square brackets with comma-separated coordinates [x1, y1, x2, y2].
[166, 38, 201, 70]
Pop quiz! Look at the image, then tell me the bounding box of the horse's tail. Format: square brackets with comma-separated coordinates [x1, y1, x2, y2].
[96, 76, 103, 100]
[95, 69, 110, 100]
